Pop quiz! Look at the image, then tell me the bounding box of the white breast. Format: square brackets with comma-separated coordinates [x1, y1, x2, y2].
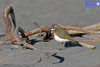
[54, 33, 70, 42]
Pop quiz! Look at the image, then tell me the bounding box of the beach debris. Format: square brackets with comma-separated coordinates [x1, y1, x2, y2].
[14, 26, 56, 57]
[3, 5, 16, 38]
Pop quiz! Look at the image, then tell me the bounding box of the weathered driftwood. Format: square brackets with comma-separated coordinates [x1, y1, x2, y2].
[14, 27, 56, 57]
[58, 22, 100, 34]
[3, 5, 12, 37]
[6, 26, 50, 43]
[3, 5, 100, 44]
[83, 22, 100, 31]
[14, 27, 40, 50]
[3, 5, 16, 38]
[58, 24, 100, 34]
[78, 42, 96, 49]
[6, 24, 100, 43]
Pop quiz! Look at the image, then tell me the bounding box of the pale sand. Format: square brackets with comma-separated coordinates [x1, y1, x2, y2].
[0, 0, 100, 67]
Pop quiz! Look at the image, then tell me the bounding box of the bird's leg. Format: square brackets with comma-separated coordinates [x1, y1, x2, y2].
[57, 42, 66, 50]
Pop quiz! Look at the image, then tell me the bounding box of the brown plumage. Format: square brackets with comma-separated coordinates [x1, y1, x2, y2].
[51, 24, 76, 42]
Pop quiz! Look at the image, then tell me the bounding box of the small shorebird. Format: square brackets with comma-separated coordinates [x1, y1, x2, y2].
[50, 24, 77, 49]
[50, 24, 95, 49]
[51, 24, 76, 42]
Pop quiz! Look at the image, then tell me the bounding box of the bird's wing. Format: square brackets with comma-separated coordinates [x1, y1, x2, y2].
[55, 28, 76, 41]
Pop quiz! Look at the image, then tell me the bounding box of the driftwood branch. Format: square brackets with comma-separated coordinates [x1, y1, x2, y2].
[58, 24, 100, 34]
[3, 5, 12, 37]
[6, 26, 50, 43]
[14, 27, 56, 57]
[3, 5, 100, 46]
[3, 5, 16, 38]
[83, 22, 100, 31]
[14, 27, 39, 50]
[78, 42, 96, 49]
[6, 24, 100, 43]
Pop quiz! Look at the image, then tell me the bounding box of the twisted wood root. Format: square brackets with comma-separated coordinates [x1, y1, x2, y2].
[14, 27, 56, 57]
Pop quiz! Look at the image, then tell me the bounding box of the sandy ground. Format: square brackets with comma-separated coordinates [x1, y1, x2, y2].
[0, 0, 100, 67]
